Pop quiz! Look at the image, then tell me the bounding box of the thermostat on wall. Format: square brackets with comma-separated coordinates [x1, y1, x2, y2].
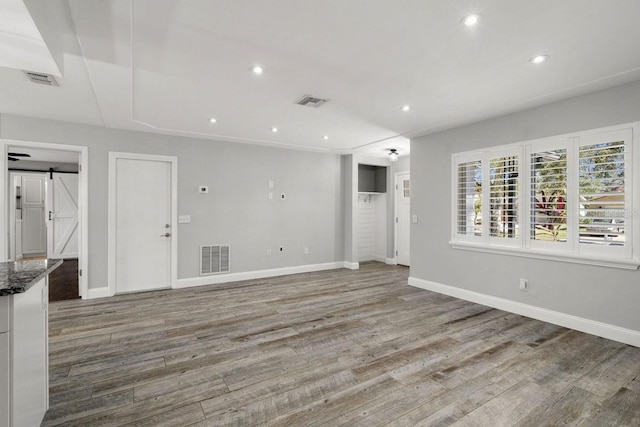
[198, 186, 209, 194]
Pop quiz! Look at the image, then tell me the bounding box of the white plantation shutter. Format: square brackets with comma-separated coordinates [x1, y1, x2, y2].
[578, 129, 631, 258]
[530, 148, 568, 244]
[456, 159, 482, 239]
[488, 154, 519, 241]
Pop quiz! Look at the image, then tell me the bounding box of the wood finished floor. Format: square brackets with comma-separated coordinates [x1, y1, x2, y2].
[45, 262, 640, 426]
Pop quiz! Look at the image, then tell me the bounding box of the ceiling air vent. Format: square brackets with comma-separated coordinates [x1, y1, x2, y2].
[295, 94, 328, 108]
[23, 71, 59, 87]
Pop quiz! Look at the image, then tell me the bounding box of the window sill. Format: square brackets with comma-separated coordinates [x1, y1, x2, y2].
[449, 241, 640, 270]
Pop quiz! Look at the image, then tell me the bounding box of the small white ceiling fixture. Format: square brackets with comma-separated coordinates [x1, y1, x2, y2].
[271, 127, 278, 133]
[323, 135, 329, 140]
[389, 149, 399, 162]
[529, 54, 549, 64]
[462, 13, 481, 27]
[251, 65, 263, 75]
[402, 105, 411, 112]
[209, 118, 217, 123]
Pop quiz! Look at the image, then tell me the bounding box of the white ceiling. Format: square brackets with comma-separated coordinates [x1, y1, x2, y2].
[2, 1, 640, 158]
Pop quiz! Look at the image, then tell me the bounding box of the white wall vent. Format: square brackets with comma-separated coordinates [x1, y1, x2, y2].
[200, 245, 230, 275]
[295, 94, 328, 108]
[23, 71, 59, 87]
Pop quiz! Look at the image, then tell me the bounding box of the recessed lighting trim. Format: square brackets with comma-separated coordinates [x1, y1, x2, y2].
[251, 65, 264, 75]
[462, 13, 481, 27]
[323, 135, 329, 140]
[402, 105, 411, 112]
[529, 54, 549, 64]
[209, 118, 217, 123]
[271, 127, 278, 133]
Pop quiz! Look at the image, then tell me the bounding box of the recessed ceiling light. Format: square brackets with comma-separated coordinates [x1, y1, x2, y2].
[209, 118, 217, 124]
[462, 13, 481, 27]
[271, 127, 278, 133]
[323, 135, 329, 140]
[402, 105, 411, 112]
[251, 65, 264, 75]
[529, 54, 549, 64]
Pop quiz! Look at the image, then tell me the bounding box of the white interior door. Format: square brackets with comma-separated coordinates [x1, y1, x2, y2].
[396, 172, 411, 266]
[21, 174, 47, 257]
[47, 173, 79, 259]
[111, 154, 175, 294]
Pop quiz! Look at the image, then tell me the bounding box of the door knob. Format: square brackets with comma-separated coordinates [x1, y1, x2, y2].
[160, 232, 171, 237]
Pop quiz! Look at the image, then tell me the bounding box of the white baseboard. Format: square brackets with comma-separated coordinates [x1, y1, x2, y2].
[374, 255, 387, 263]
[86, 286, 110, 300]
[175, 262, 348, 289]
[342, 262, 360, 270]
[408, 276, 640, 348]
[386, 258, 397, 265]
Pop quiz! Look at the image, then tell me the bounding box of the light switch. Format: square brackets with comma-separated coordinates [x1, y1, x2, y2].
[412, 214, 419, 224]
[268, 180, 274, 189]
[178, 215, 191, 223]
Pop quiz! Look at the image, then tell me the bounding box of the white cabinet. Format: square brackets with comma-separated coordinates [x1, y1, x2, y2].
[0, 278, 49, 427]
[0, 332, 9, 427]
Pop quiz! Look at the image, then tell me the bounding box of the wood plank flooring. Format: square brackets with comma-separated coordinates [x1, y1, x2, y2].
[44, 262, 640, 426]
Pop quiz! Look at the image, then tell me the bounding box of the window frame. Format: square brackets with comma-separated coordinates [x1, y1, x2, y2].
[450, 122, 640, 270]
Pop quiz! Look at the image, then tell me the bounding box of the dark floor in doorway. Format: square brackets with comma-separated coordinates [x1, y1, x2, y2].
[49, 258, 79, 302]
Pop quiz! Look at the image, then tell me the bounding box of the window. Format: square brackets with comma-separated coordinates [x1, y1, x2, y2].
[451, 123, 638, 269]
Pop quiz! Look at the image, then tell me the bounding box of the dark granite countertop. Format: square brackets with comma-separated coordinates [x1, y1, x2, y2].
[0, 259, 63, 296]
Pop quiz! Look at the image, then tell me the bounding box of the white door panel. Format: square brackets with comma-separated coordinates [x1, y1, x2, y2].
[114, 157, 173, 293]
[396, 173, 410, 266]
[21, 175, 46, 256]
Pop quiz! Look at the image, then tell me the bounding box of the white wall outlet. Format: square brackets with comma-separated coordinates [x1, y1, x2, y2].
[304, 247, 309, 255]
[519, 278, 528, 291]
[178, 215, 191, 224]
[280, 193, 286, 200]
[279, 246, 284, 252]
[266, 249, 272, 257]
[268, 192, 273, 200]
[198, 186, 209, 194]
[412, 214, 419, 224]
[268, 180, 274, 189]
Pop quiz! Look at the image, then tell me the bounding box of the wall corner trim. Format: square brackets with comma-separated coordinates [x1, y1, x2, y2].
[86, 287, 110, 300]
[342, 262, 360, 270]
[175, 262, 348, 289]
[408, 276, 640, 348]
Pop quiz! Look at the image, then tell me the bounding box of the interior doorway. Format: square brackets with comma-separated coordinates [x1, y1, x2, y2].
[2, 141, 88, 300]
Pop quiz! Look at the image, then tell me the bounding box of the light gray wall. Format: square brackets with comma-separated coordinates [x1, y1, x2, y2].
[1, 115, 345, 289]
[411, 79, 640, 331]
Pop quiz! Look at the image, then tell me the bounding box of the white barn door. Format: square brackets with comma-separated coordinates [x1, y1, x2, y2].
[47, 174, 79, 259]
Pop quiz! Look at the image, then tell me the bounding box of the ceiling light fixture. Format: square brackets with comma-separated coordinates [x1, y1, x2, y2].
[462, 13, 481, 27]
[402, 105, 411, 112]
[251, 65, 264, 75]
[271, 127, 278, 133]
[389, 149, 399, 162]
[209, 118, 217, 123]
[323, 135, 329, 140]
[529, 54, 549, 64]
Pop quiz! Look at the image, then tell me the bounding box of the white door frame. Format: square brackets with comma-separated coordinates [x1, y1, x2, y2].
[107, 152, 178, 296]
[394, 171, 410, 266]
[1, 139, 89, 298]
